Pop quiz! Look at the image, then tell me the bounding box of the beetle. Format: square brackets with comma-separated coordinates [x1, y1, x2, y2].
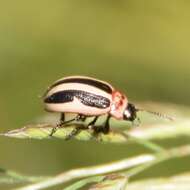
[43, 76, 172, 136]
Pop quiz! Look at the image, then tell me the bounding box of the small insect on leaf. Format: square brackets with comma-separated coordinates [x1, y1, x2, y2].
[43, 76, 173, 136]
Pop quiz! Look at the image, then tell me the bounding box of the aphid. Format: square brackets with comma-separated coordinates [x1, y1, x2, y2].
[43, 76, 173, 136]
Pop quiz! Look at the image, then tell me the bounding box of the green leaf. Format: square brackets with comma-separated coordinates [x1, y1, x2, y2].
[1, 124, 128, 143]
[2, 119, 190, 146]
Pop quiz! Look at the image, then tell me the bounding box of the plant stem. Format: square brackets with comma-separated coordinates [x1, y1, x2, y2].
[15, 154, 154, 190]
[15, 145, 190, 190]
[128, 136, 165, 153]
[0, 168, 49, 184]
[125, 145, 190, 179]
[64, 176, 104, 190]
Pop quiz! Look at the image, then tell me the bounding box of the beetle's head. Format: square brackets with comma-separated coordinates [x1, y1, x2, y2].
[123, 103, 174, 123]
[123, 103, 137, 122]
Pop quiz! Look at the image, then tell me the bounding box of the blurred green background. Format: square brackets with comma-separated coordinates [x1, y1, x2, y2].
[0, 0, 190, 188]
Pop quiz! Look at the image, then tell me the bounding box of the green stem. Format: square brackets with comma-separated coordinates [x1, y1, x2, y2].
[15, 154, 154, 190]
[125, 145, 190, 179]
[129, 136, 165, 153]
[64, 176, 104, 190]
[13, 145, 190, 190]
[0, 169, 50, 184]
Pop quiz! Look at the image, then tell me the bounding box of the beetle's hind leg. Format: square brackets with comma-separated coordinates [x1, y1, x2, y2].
[50, 113, 87, 137]
[50, 113, 74, 136]
[50, 113, 66, 136]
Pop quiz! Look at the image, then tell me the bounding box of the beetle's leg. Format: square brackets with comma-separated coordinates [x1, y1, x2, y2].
[91, 115, 111, 134]
[93, 114, 110, 134]
[76, 114, 87, 122]
[61, 114, 88, 140]
[64, 127, 82, 140]
[50, 113, 78, 136]
[60, 113, 65, 124]
[102, 114, 111, 134]
[87, 116, 99, 129]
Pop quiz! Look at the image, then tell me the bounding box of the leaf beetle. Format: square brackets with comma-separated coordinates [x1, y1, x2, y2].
[43, 76, 172, 136]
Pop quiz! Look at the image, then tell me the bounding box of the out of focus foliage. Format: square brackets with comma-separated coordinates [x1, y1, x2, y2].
[0, 1, 190, 189]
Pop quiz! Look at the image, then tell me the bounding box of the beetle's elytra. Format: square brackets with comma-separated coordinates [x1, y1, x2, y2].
[43, 76, 172, 136]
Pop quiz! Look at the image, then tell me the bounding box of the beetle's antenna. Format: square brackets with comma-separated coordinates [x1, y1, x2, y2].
[136, 108, 174, 121]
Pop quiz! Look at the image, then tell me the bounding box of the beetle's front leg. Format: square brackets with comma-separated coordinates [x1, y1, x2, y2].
[91, 115, 111, 134]
[103, 114, 111, 133]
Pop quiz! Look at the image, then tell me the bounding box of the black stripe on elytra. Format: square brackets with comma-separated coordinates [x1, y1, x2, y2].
[44, 90, 111, 109]
[49, 78, 112, 94]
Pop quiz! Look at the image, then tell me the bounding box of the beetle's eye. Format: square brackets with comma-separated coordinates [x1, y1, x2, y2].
[123, 103, 137, 121]
[124, 110, 131, 119]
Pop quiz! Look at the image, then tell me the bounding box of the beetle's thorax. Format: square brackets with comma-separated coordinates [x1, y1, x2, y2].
[110, 90, 128, 119]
